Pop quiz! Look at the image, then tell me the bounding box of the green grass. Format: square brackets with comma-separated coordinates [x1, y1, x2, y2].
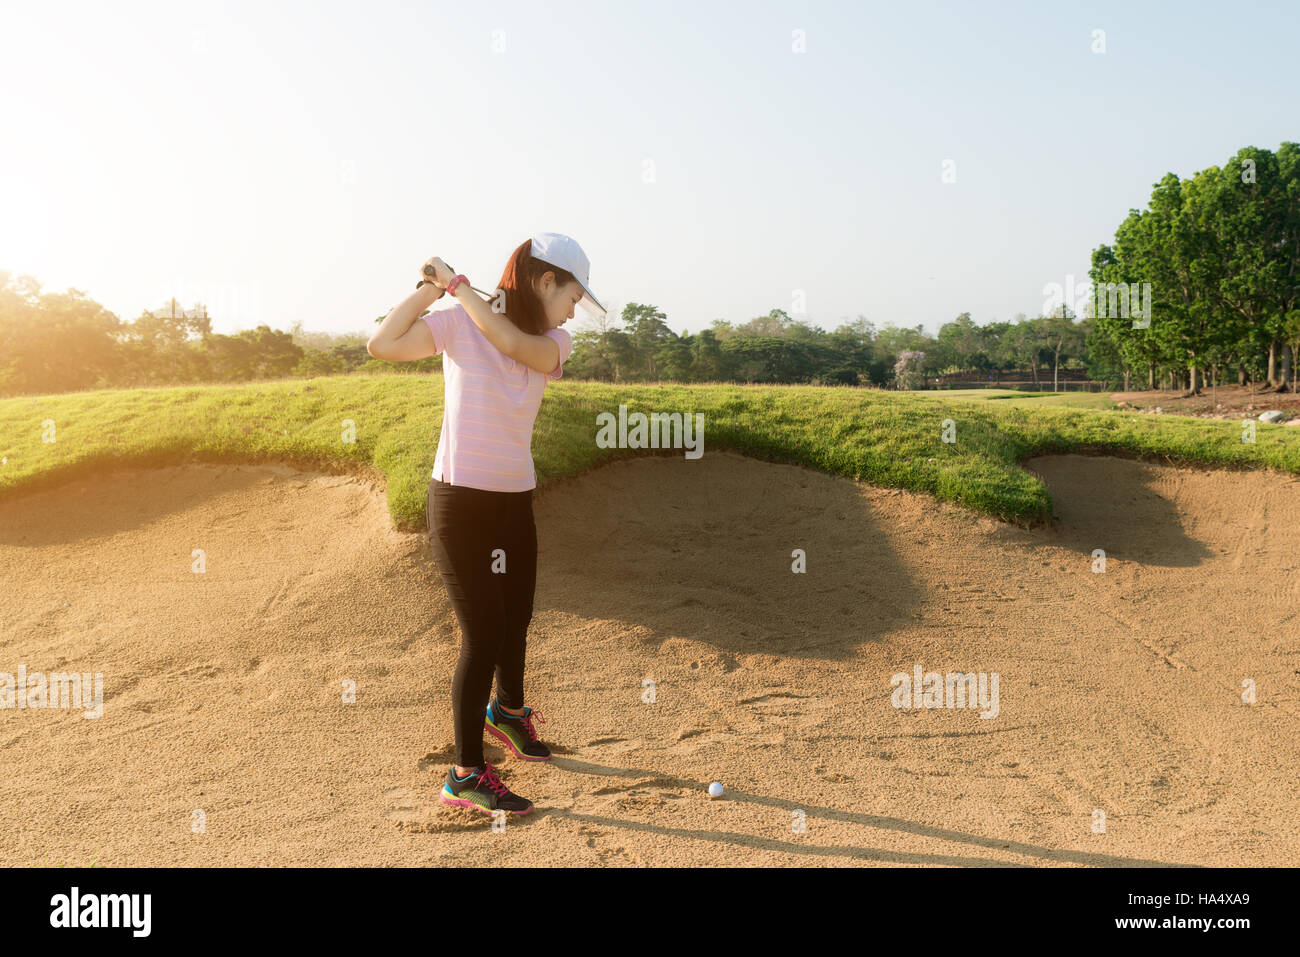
[922, 388, 1121, 410]
[2, 375, 1297, 528]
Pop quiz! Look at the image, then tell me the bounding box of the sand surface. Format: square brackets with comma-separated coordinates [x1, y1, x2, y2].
[1, 451, 1297, 866]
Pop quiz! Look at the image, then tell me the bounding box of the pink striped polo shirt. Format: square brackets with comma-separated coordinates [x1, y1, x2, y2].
[423, 301, 573, 492]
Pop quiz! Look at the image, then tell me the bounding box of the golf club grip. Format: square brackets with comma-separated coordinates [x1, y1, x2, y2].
[416, 262, 448, 291]
[416, 264, 488, 297]
[417, 262, 458, 291]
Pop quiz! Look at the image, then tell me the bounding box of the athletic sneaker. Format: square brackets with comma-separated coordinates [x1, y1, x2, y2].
[440, 761, 533, 815]
[485, 698, 552, 760]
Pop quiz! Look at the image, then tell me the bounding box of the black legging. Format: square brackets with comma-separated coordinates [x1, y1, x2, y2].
[426, 477, 538, 769]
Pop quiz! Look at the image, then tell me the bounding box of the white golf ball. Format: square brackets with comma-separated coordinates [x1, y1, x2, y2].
[708, 781, 724, 799]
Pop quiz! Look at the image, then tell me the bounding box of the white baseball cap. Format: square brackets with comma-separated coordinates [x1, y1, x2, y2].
[531, 232, 606, 319]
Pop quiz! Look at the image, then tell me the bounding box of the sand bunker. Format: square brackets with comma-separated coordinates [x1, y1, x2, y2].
[1, 451, 1297, 866]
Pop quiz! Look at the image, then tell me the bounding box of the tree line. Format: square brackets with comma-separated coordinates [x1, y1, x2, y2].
[0, 273, 1108, 395]
[561, 305, 1106, 389]
[1, 142, 1293, 397]
[1089, 142, 1299, 394]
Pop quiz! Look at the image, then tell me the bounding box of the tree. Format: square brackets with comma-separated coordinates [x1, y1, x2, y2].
[1282, 310, 1300, 394]
[201, 325, 303, 381]
[620, 303, 673, 380]
[1091, 238, 1163, 389]
[1213, 145, 1300, 389]
[689, 328, 727, 382]
[826, 317, 876, 383]
[1082, 317, 1127, 390]
[566, 304, 627, 381]
[1090, 143, 1300, 394]
[1042, 310, 1086, 391]
[893, 350, 926, 389]
[655, 334, 694, 382]
[0, 273, 122, 395]
[735, 308, 796, 338]
[1002, 318, 1047, 388]
[936, 312, 981, 372]
[1196, 154, 1274, 391]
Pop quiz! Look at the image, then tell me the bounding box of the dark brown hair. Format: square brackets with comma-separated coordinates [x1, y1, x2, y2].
[493, 239, 578, 336]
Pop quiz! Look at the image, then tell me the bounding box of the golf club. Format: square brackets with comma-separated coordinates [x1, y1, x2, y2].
[417, 263, 494, 298]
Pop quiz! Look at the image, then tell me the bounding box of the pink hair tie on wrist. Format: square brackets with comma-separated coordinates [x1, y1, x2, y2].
[446, 274, 468, 296]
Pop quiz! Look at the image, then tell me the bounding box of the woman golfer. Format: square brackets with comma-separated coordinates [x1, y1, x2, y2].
[367, 233, 604, 816]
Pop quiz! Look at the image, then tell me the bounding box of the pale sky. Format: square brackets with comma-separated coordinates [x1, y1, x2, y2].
[1, 0, 1295, 338]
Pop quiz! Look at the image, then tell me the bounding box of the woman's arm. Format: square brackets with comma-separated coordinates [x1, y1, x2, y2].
[367, 284, 442, 360]
[421, 256, 561, 374]
[451, 284, 562, 375]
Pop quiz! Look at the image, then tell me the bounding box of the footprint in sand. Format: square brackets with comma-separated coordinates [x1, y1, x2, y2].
[740, 692, 834, 731]
[382, 786, 426, 825]
[384, 785, 484, 831]
[582, 736, 644, 756]
[666, 727, 735, 755]
[575, 823, 647, 865]
[663, 693, 833, 754]
[417, 749, 455, 772]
